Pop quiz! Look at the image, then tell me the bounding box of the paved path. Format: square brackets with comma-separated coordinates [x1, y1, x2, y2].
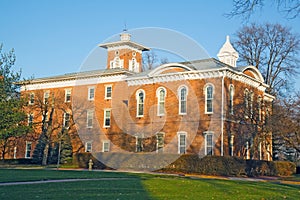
[0, 177, 133, 186]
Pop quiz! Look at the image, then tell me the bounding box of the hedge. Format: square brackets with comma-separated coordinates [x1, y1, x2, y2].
[0, 158, 34, 165]
[72, 153, 296, 177]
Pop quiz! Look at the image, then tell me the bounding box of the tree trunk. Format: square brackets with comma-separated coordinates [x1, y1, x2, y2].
[42, 143, 49, 166]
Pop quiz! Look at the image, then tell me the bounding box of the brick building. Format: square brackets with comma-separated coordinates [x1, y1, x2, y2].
[8, 32, 274, 166]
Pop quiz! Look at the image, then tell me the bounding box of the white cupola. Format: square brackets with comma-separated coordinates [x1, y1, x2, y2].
[217, 35, 239, 67]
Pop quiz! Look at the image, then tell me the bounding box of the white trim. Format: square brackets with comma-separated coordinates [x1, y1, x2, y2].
[177, 132, 187, 154]
[21, 74, 127, 91]
[204, 132, 213, 155]
[136, 89, 145, 117]
[43, 90, 50, 104]
[178, 85, 188, 115]
[156, 132, 165, 153]
[148, 63, 194, 77]
[85, 141, 93, 152]
[27, 113, 33, 126]
[29, 93, 35, 105]
[25, 141, 32, 158]
[102, 141, 110, 152]
[204, 84, 214, 114]
[104, 85, 112, 100]
[106, 45, 143, 54]
[103, 109, 111, 128]
[88, 86, 95, 101]
[86, 109, 94, 128]
[63, 112, 70, 128]
[229, 84, 234, 115]
[156, 87, 166, 116]
[65, 88, 72, 102]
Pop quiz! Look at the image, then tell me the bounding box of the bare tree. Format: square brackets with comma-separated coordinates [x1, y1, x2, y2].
[233, 23, 300, 96]
[142, 51, 169, 71]
[27, 89, 75, 165]
[226, 0, 300, 20]
[271, 93, 300, 161]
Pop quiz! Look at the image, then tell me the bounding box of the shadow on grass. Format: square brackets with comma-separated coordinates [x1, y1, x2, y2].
[0, 169, 153, 200]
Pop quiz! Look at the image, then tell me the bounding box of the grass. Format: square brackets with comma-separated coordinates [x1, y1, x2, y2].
[0, 169, 299, 199]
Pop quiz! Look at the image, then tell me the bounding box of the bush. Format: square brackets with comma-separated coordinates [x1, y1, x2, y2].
[273, 161, 296, 176]
[0, 158, 34, 165]
[161, 155, 246, 176]
[72, 153, 111, 169]
[160, 155, 296, 177]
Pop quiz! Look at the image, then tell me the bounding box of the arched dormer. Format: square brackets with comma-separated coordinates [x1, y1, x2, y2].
[240, 66, 265, 83]
[148, 63, 194, 77]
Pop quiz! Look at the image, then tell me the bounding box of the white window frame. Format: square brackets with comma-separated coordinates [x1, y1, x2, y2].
[156, 87, 166, 116]
[229, 85, 234, 115]
[25, 141, 32, 158]
[136, 89, 145, 117]
[230, 134, 234, 156]
[85, 141, 92, 152]
[29, 93, 35, 105]
[43, 91, 50, 104]
[102, 141, 110, 152]
[87, 110, 94, 128]
[65, 89, 71, 102]
[178, 86, 188, 115]
[88, 86, 95, 101]
[63, 112, 70, 128]
[156, 132, 165, 153]
[204, 84, 214, 114]
[204, 132, 213, 155]
[257, 96, 262, 121]
[246, 141, 250, 159]
[178, 132, 187, 154]
[103, 109, 111, 128]
[136, 136, 143, 152]
[105, 85, 112, 100]
[28, 114, 33, 126]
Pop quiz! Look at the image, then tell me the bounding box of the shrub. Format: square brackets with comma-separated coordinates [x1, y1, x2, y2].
[0, 158, 34, 165]
[273, 161, 296, 176]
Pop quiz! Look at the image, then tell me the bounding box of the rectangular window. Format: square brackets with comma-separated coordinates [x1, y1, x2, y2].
[85, 142, 92, 152]
[44, 91, 50, 104]
[103, 141, 110, 152]
[87, 110, 94, 128]
[88, 87, 95, 100]
[206, 86, 213, 113]
[178, 133, 186, 154]
[29, 93, 34, 105]
[105, 85, 112, 99]
[28, 114, 33, 126]
[103, 109, 111, 127]
[156, 133, 164, 153]
[25, 141, 32, 158]
[63, 112, 70, 128]
[205, 133, 213, 155]
[136, 136, 143, 152]
[179, 87, 187, 114]
[65, 89, 71, 102]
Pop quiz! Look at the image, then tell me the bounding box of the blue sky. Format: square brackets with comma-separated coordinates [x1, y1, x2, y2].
[1, 0, 299, 89]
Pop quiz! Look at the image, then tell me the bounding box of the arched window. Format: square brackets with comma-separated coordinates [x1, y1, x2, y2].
[156, 87, 166, 116]
[205, 84, 214, 114]
[229, 85, 234, 115]
[244, 89, 249, 118]
[178, 86, 187, 114]
[257, 96, 262, 121]
[136, 90, 145, 117]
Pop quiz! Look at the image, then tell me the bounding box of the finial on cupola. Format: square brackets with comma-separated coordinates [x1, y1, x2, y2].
[217, 35, 239, 67]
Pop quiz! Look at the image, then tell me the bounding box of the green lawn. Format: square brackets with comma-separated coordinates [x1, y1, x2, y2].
[0, 169, 299, 200]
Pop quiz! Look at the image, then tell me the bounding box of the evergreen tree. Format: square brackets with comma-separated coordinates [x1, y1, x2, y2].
[0, 44, 30, 159]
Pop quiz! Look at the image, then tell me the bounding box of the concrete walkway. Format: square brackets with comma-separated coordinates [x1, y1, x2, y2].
[0, 177, 134, 186]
